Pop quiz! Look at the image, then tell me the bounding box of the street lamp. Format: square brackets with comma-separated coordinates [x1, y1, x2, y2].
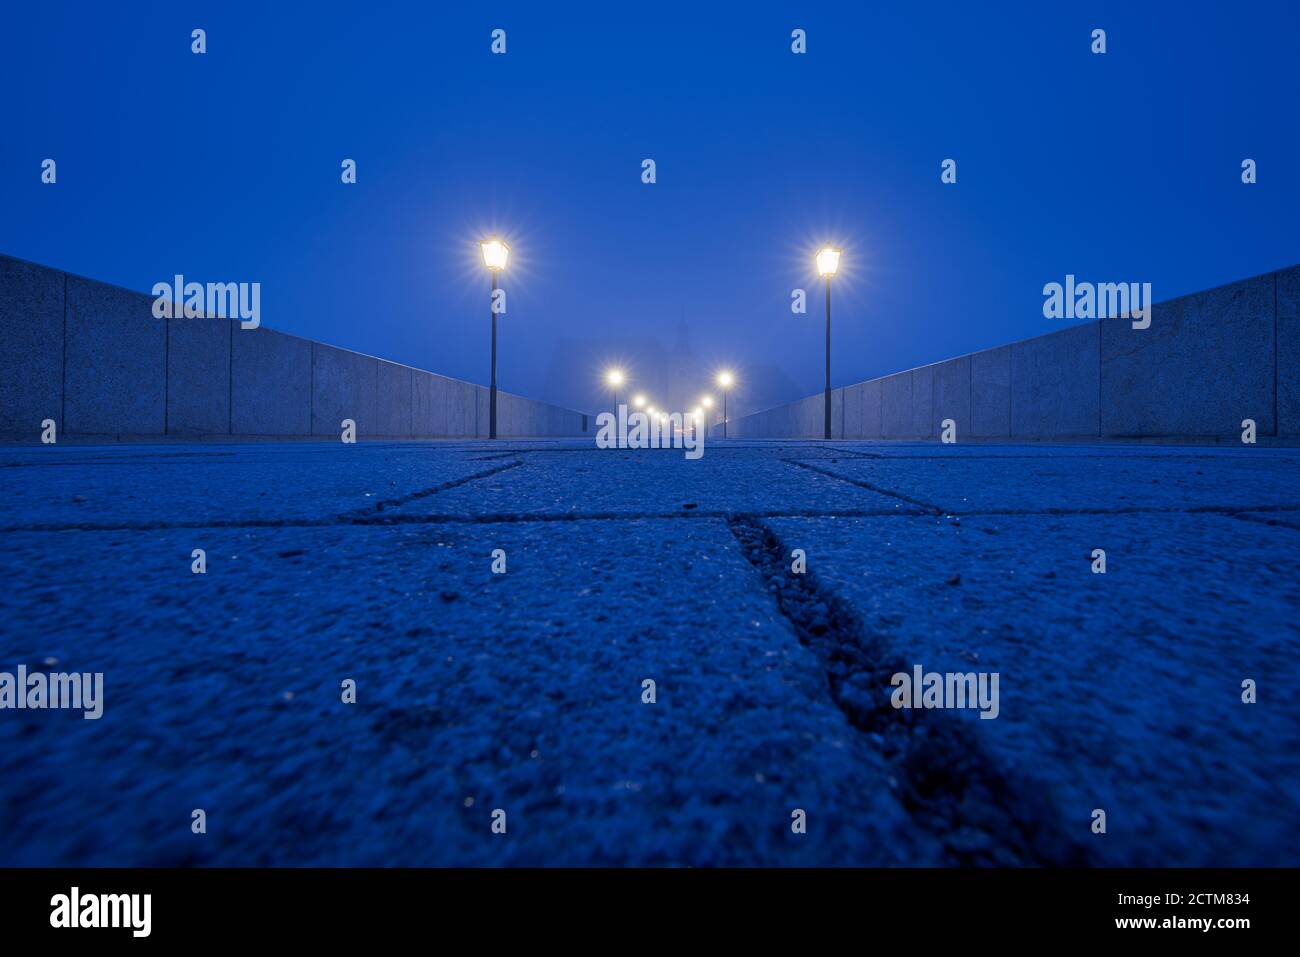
[716, 371, 734, 438]
[480, 238, 510, 439]
[632, 394, 646, 410]
[606, 368, 625, 412]
[816, 246, 841, 440]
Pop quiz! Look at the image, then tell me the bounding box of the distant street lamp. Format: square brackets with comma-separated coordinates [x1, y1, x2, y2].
[816, 246, 841, 440]
[606, 368, 625, 412]
[480, 238, 510, 439]
[632, 394, 646, 409]
[716, 371, 734, 438]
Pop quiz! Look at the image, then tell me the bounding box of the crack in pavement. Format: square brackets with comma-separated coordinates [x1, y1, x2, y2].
[7, 501, 1300, 534]
[725, 514, 1090, 866]
[0, 507, 916, 533]
[785, 459, 1300, 519]
[1231, 512, 1300, 533]
[786, 459, 947, 514]
[947, 503, 1300, 516]
[348, 506, 923, 524]
[824, 446, 886, 459]
[0, 453, 241, 468]
[334, 459, 525, 518]
[822, 450, 1300, 462]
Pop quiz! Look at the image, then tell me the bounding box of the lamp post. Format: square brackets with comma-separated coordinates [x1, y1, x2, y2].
[716, 372, 734, 438]
[479, 238, 510, 439]
[699, 394, 714, 434]
[816, 246, 841, 440]
[606, 368, 625, 414]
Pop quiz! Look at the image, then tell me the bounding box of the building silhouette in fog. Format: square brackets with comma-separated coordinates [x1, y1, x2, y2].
[543, 311, 802, 428]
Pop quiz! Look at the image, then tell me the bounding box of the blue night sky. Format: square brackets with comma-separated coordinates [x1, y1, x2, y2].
[2, 1, 1297, 412]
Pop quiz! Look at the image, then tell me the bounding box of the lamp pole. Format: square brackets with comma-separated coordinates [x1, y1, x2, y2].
[490, 270, 498, 440]
[606, 370, 624, 417]
[715, 375, 733, 438]
[815, 246, 841, 441]
[479, 238, 509, 440]
[824, 272, 831, 440]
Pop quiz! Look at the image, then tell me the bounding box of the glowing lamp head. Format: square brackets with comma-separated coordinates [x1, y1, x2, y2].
[632, 394, 646, 408]
[479, 239, 510, 272]
[606, 369, 625, 388]
[816, 246, 841, 277]
[646, 406, 655, 416]
[716, 371, 734, 389]
[701, 395, 713, 408]
[691, 407, 703, 419]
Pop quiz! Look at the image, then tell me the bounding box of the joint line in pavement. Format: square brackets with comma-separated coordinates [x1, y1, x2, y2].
[335, 460, 525, 518]
[4, 503, 1299, 535]
[786, 459, 947, 514]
